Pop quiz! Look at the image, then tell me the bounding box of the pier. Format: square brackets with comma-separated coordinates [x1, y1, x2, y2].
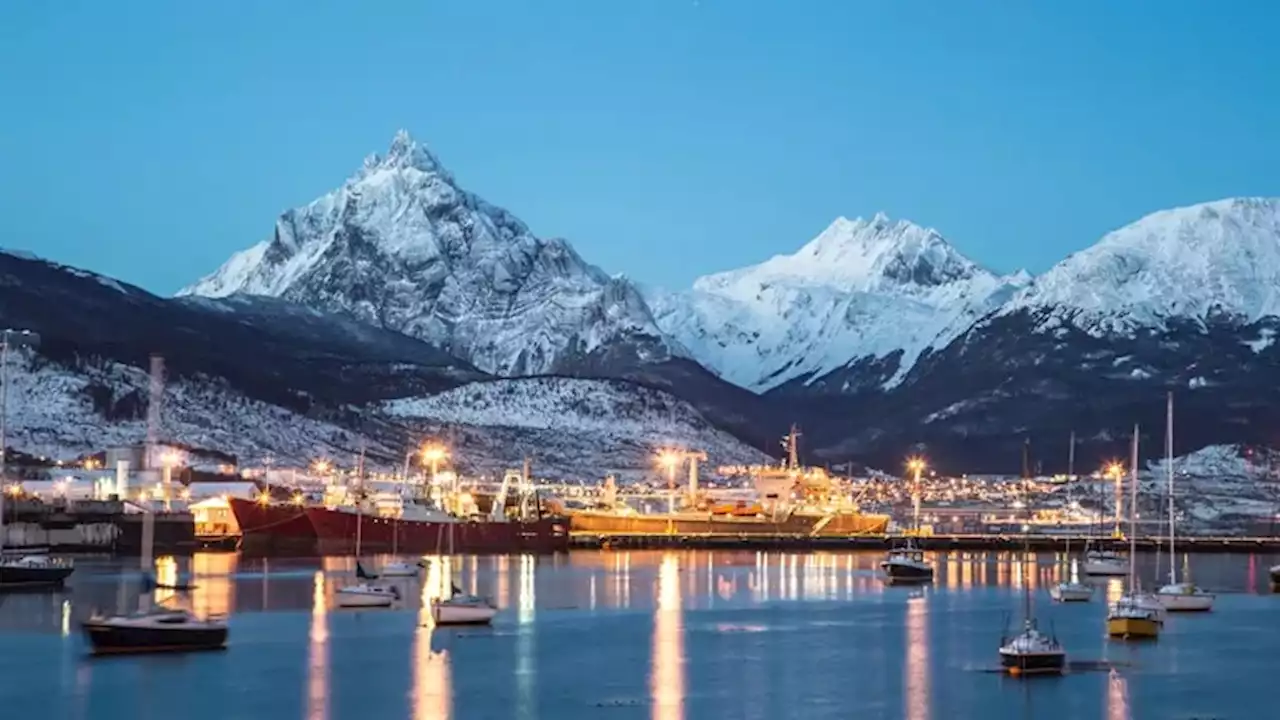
[569, 532, 1280, 553]
[1, 498, 196, 554]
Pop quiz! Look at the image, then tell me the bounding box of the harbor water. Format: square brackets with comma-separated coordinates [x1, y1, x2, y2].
[1, 550, 1277, 719]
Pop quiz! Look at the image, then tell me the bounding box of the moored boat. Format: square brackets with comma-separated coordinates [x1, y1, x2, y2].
[880, 539, 933, 584]
[432, 592, 497, 625]
[226, 496, 317, 546]
[1106, 600, 1160, 639]
[0, 554, 74, 590]
[1153, 393, 1214, 612]
[83, 608, 228, 655]
[999, 619, 1066, 675]
[335, 582, 399, 608]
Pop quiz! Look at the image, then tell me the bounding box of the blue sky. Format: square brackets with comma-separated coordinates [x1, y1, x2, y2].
[2, 1, 1278, 295]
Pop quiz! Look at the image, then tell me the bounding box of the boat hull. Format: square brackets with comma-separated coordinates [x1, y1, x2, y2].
[1082, 560, 1127, 576]
[1107, 616, 1159, 639]
[567, 509, 890, 536]
[999, 651, 1066, 675]
[306, 508, 569, 554]
[1049, 584, 1092, 602]
[432, 602, 497, 625]
[0, 564, 74, 589]
[1155, 591, 1213, 612]
[227, 498, 316, 547]
[81, 621, 228, 654]
[335, 590, 395, 608]
[880, 562, 934, 584]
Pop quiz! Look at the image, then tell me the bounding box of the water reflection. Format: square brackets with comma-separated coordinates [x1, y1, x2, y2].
[306, 570, 329, 720]
[516, 554, 536, 720]
[1106, 668, 1129, 720]
[651, 552, 685, 720]
[413, 566, 451, 719]
[904, 594, 930, 720]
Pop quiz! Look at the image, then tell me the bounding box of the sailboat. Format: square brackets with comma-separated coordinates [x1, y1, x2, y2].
[1155, 392, 1214, 611]
[82, 501, 227, 654]
[336, 448, 399, 608]
[1106, 424, 1163, 639]
[1083, 452, 1127, 577]
[1051, 432, 1093, 602]
[381, 467, 422, 578]
[1000, 479, 1066, 675]
[430, 514, 497, 626]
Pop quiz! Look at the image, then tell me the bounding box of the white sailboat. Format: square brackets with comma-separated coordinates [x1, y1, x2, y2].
[337, 448, 399, 609]
[1000, 480, 1066, 674]
[430, 515, 496, 626]
[1051, 432, 1093, 602]
[1107, 425, 1166, 631]
[1083, 441, 1127, 576]
[380, 470, 422, 578]
[1155, 392, 1214, 612]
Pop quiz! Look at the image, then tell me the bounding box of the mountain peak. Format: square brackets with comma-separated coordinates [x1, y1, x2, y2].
[1002, 196, 1280, 334]
[697, 213, 988, 297]
[357, 129, 450, 179]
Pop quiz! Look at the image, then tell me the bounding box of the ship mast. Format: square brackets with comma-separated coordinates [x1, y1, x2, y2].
[1129, 424, 1139, 591]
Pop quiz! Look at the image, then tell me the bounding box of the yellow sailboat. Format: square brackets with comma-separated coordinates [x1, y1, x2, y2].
[1106, 423, 1161, 640]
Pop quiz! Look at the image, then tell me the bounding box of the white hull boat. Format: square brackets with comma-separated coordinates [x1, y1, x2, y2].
[431, 595, 497, 625]
[1083, 553, 1128, 576]
[380, 561, 421, 578]
[1155, 582, 1213, 611]
[1049, 582, 1093, 602]
[336, 583, 399, 608]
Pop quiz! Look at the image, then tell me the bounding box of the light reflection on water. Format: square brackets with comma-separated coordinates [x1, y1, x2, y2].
[2, 549, 1279, 718]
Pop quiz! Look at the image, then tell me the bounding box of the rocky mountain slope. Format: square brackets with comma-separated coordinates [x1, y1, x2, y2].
[181, 130, 678, 378]
[648, 213, 1028, 394]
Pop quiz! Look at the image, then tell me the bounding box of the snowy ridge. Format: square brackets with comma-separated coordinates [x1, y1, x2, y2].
[3, 350, 387, 466]
[998, 198, 1280, 336]
[649, 214, 1028, 391]
[384, 376, 769, 482]
[181, 130, 677, 376]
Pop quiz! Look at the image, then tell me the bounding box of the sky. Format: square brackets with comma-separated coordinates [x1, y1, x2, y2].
[2, 0, 1279, 296]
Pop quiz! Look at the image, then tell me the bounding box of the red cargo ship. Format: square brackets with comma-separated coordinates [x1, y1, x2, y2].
[305, 505, 569, 554]
[227, 497, 316, 547]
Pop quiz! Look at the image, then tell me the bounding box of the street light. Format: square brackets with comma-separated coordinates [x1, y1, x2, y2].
[421, 443, 448, 479]
[657, 449, 682, 514]
[905, 456, 926, 534]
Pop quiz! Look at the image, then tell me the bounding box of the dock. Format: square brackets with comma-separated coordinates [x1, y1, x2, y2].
[569, 532, 1280, 553]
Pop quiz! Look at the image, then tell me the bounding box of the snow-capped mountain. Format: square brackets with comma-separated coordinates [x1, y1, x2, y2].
[648, 213, 1028, 392]
[998, 198, 1280, 336]
[181, 130, 677, 377]
[386, 376, 770, 482]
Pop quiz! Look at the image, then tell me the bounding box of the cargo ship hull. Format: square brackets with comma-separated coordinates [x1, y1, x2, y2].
[568, 510, 890, 536]
[227, 498, 316, 549]
[305, 507, 569, 554]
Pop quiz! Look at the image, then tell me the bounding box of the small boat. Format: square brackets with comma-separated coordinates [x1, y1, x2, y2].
[1106, 598, 1161, 639]
[1269, 564, 1280, 586]
[1107, 424, 1161, 640]
[379, 560, 422, 578]
[81, 507, 226, 655]
[334, 449, 400, 608]
[1153, 394, 1213, 612]
[0, 554, 75, 589]
[880, 539, 933, 584]
[999, 618, 1066, 675]
[83, 607, 228, 655]
[336, 582, 400, 608]
[431, 586, 498, 626]
[1082, 548, 1127, 576]
[1049, 579, 1092, 603]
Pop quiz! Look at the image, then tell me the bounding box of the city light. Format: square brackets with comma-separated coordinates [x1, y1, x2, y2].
[421, 444, 448, 464]
[311, 459, 331, 474]
[906, 457, 927, 474]
[657, 449, 682, 469]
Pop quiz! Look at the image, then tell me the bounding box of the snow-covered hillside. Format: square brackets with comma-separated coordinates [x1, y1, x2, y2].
[2, 350, 387, 467]
[1143, 444, 1278, 532]
[649, 214, 1028, 391]
[180, 130, 676, 376]
[998, 198, 1280, 336]
[385, 377, 770, 482]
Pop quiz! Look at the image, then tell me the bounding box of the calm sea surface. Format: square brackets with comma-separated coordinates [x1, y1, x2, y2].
[1, 549, 1277, 719]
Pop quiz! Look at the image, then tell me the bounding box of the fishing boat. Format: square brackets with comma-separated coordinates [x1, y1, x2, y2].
[82, 503, 227, 654]
[1000, 491, 1066, 676]
[880, 538, 933, 584]
[1050, 432, 1092, 603]
[430, 516, 496, 626]
[335, 449, 399, 609]
[1106, 424, 1161, 640]
[1154, 393, 1213, 612]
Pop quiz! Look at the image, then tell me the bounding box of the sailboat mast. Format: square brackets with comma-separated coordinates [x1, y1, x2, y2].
[1129, 424, 1139, 590]
[355, 446, 366, 557]
[1167, 391, 1175, 585]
